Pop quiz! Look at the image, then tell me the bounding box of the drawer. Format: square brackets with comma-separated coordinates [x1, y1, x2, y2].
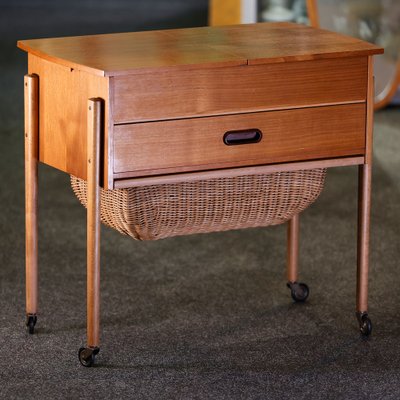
[113, 103, 366, 178]
[111, 57, 368, 124]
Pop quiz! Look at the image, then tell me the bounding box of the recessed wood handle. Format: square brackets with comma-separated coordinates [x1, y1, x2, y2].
[223, 129, 262, 145]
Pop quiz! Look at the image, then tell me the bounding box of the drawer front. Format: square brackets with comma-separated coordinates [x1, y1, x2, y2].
[112, 57, 367, 124]
[113, 103, 366, 177]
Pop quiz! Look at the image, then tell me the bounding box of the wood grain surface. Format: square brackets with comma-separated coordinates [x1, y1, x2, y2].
[28, 54, 111, 187]
[86, 99, 102, 348]
[19, 23, 381, 189]
[112, 56, 368, 123]
[113, 103, 366, 177]
[113, 156, 365, 188]
[24, 74, 39, 316]
[365, 57, 374, 164]
[18, 23, 383, 77]
[287, 214, 300, 283]
[357, 163, 372, 312]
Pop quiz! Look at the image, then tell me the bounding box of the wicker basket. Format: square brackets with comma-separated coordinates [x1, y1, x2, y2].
[71, 169, 326, 241]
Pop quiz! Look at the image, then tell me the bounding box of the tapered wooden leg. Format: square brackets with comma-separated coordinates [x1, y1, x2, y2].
[286, 213, 309, 302]
[24, 74, 39, 334]
[287, 214, 299, 283]
[79, 98, 102, 367]
[356, 163, 372, 335]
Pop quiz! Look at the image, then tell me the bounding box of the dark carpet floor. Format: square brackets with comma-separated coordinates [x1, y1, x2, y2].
[1, 1, 400, 399]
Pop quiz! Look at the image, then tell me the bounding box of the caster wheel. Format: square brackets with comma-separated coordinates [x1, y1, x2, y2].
[78, 347, 100, 367]
[287, 282, 309, 302]
[26, 314, 37, 335]
[359, 314, 372, 337]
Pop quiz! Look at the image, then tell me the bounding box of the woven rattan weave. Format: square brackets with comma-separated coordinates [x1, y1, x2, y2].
[71, 169, 326, 241]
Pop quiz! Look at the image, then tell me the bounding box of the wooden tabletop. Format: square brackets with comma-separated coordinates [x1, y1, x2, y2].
[18, 22, 383, 77]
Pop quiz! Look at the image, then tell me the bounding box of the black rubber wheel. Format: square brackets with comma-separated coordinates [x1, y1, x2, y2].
[287, 282, 309, 302]
[79, 347, 99, 367]
[26, 315, 37, 335]
[360, 315, 372, 337]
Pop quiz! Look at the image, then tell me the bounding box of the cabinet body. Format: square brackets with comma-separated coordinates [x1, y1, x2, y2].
[21, 23, 382, 189]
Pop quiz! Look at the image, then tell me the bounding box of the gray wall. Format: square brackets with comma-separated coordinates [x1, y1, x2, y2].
[1, 0, 208, 67]
[1, 0, 208, 38]
[0, 0, 208, 95]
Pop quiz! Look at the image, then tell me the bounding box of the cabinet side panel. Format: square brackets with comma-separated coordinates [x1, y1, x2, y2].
[28, 54, 110, 187]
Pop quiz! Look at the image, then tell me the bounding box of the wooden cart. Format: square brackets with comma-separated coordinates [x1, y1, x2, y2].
[18, 23, 383, 367]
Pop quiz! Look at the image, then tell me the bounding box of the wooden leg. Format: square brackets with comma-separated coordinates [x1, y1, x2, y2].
[356, 163, 372, 335]
[286, 213, 309, 302]
[287, 213, 299, 284]
[24, 74, 39, 334]
[79, 98, 102, 367]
